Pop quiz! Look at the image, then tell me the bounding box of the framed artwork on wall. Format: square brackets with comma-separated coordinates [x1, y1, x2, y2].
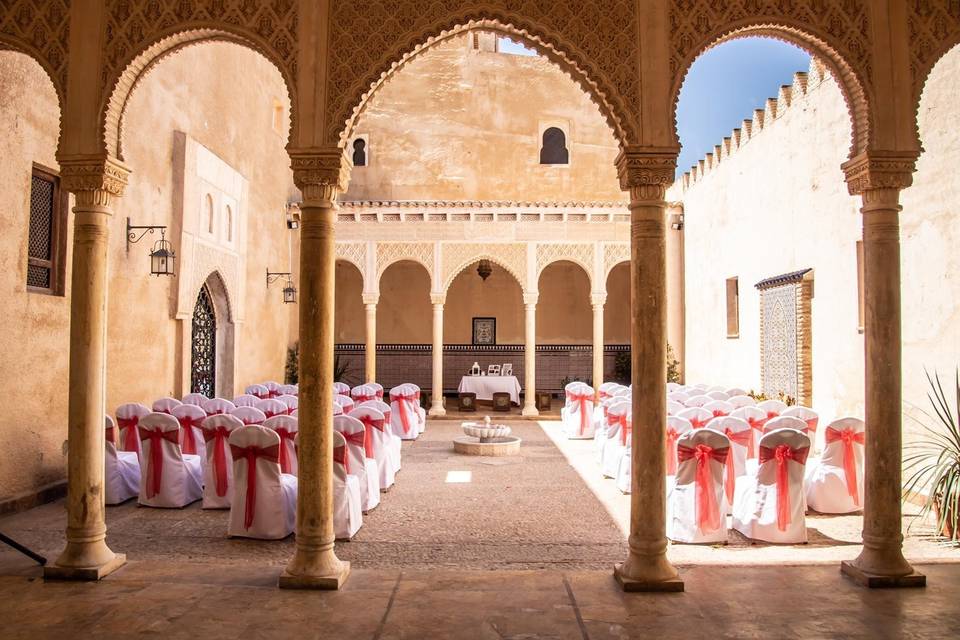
[472, 317, 496, 345]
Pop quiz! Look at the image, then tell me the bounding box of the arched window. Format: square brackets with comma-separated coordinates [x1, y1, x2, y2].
[225, 205, 233, 242]
[352, 138, 367, 167]
[205, 194, 215, 234]
[539, 127, 569, 165]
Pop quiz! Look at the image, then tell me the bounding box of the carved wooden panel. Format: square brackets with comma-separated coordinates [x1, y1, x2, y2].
[0, 0, 70, 101]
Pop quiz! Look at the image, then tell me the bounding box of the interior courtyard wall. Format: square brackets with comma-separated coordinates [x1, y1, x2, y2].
[536, 262, 592, 344]
[0, 44, 297, 505]
[677, 53, 960, 443]
[377, 261, 432, 343]
[334, 261, 364, 343]
[0, 52, 71, 502]
[604, 263, 631, 344]
[444, 264, 524, 344]
[342, 32, 623, 203]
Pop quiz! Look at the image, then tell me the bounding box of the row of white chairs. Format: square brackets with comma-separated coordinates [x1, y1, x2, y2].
[560, 381, 866, 544]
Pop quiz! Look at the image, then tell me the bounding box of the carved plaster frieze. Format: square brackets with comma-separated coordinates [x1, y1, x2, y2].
[603, 243, 630, 280]
[615, 147, 679, 202]
[536, 243, 594, 288]
[841, 151, 919, 196]
[376, 242, 435, 280]
[441, 242, 527, 292]
[58, 155, 131, 205]
[289, 148, 352, 203]
[335, 242, 366, 277]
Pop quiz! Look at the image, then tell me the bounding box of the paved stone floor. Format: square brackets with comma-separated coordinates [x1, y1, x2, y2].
[1, 420, 959, 638]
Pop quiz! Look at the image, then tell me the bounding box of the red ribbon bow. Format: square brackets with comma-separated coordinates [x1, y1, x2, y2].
[722, 428, 752, 503]
[677, 443, 729, 532]
[229, 444, 280, 529]
[334, 444, 349, 474]
[202, 427, 232, 497]
[824, 427, 865, 505]
[392, 394, 417, 435]
[566, 392, 592, 436]
[117, 416, 141, 455]
[759, 444, 810, 531]
[342, 430, 366, 462]
[354, 394, 374, 403]
[138, 427, 180, 498]
[712, 409, 728, 418]
[606, 413, 628, 445]
[176, 416, 204, 455]
[357, 416, 386, 459]
[275, 428, 297, 474]
[665, 427, 680, 475]
[689, 415, 708, 429]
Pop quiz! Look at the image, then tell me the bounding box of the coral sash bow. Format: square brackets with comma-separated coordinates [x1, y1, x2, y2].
[745, 417, 764, 458]
[357, 416, 386, 458]
[176, 416, 204, 455]
[824, 427, 865, 505]
[138, 427, 180, 498]
[228, 444, 280, 529]
[722, 428, 752, 503]
[665, 427, 680, 475]
[202, 427, 232, 497]
[334, 444, 348, 474]
[275, 428, 297, 474]
[677, 444, 729, 532]
[566, 392, 592, 436]
[392, 394, 417, 434]
[758, 444, 810, 531]
[117, 416, 141, 454]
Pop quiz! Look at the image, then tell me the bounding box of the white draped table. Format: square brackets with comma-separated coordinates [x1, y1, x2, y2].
[458, 375, 522, 405]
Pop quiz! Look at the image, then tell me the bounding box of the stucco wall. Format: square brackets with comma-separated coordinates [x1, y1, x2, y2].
[676, 51, 960, 443]
[0, 43, 297, 504]
[342, 32, 622, 202]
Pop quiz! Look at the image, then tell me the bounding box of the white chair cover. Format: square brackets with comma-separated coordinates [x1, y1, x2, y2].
[666, 400, 684, 416]
[782, 406, 819, 437]
[279, 384, 298, 396]
[667, 428, 730, 543]
[351, 406, 396, 490]
[116, 402, 150, 460]
[562, 381, 596, 439]
[405, 383, 427, 433]
[727, 394, 756, 409]
[277, 394, 299, 414]
[137, 412, 202, 508]
[667, 391, 691, 404]
[684, 394, 712, 408]
[725, 387, 749, 397]
[233, 394, 260, 408]
[593, 382, 620, 429]
[732, 428, 811, 543]
[370, 382, 385, 399]
[104, 416, 139, 504]
[665, 416, 694, 477]
[357, 399, 401, 473]
[389, 384, 421, 440]
[245, 384, 270, 399]
[333, 381, 351, 395]
[702, 400, 735, 420]
[730, 405, 766, 458]
[171, 404, 207, 460]
[593, 395, 620, 464]
[677, 406, 712, 430]
[705, 416, 752, 509]
[152, 397, 182, 414]
[328, 431, 363, 539]
[334, 414, 381, 511]
[763, 415, 808, 434]
[263, 381, 283, 398]
[706, 391, 730, 401]
[351, 384, 377, 404]
[707, 386, 726, 393]
[227, 426, 297, 540]
[757, 399, 788, 422]
[601, 400, 630, 478]
[202, 397, 236, 416]
[614, 407, 633, 494]
[666, 382, 682, 392]
[805, 417, 865, 514]
[200, 414, 242, 509]
[334, 394, 355, 414]
[263, 415, 299, 476]
[255, 398, 288, 420]
[230, 406, 267, 426]
[181, 393, 208, 407]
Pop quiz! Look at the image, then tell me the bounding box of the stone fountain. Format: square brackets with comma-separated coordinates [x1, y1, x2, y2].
[453, 416, 522, 456]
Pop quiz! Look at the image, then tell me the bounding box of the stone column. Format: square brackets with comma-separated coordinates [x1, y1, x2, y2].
[522, 293, 539, 417]
[430, 294, 446, 416]
[591, 293, 606, 396]
[280, 150, 350, 589]
[44, 157, 129, 581]
[840, 152, 924, 588]
[613, 148, 682, 592]
[362, 294, 378, 383]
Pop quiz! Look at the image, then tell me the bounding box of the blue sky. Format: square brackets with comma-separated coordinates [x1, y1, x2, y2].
[500, 35, 811, 178]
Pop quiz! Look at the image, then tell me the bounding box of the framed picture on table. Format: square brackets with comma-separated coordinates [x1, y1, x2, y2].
[472, 317, 496, 345]
[487, 364, 501, 376]
[501, 363, 513, 376]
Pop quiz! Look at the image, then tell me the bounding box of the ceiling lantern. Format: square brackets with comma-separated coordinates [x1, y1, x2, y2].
[477, 259, 493, 281]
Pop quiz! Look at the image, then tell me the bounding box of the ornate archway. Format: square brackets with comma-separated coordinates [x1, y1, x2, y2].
[190, 283, 217, 397]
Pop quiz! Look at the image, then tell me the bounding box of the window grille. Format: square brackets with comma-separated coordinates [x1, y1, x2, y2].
[26, 165, 67, 295]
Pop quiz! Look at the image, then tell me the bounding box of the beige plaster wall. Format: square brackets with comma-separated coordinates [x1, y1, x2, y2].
[334, 261, 365, 343]
[604, 263, 631, 344]
[378, 261, 432, 343]
[0, 43, 296, 504]
[444, 263, 524, 344]
[677, 51, 960, 443]
[536, 262, 592, 344]
[342, 32, 622, 202]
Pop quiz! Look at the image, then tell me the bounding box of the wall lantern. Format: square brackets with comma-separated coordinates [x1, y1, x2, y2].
[127, 218, 176, 276]
[286, 202, 301, 230]
[267, 269, 297, 304]
[477, 259, 493, 281]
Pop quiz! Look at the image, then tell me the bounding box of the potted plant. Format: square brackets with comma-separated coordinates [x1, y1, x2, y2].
[903, 369, 960, 542]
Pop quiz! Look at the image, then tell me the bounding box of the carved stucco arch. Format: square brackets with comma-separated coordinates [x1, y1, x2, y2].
[603, 244, 630, 285]
[101, 27, 297, 162]
[0, 37, 66, 147]
[909, 2, 960, 153]
[671, 22, 872, 161]
[375, 243, 435, 291]
[536, 250, 594, 292]
[335, 257, 367, 297]
[332, 14, 637, 150]
[201, 269, 234, 324]
[442, 250, 527, 296]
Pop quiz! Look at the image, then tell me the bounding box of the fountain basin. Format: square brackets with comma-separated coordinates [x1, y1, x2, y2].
[454, 421, 522, 456]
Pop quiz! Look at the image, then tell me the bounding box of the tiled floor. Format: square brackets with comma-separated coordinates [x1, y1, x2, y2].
[1, 420, 959, 638]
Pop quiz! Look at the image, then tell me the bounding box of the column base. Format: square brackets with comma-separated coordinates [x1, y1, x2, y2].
[279, 561, 351, 590]
[429, 404, 447, 417]
[840, 561, 926, 588]
[521, 406, 539, 417]
[44, 553, 126, 581]
[614, 563, 684, 592]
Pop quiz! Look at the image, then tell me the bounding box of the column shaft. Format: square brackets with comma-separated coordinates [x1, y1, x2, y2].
[592, 301, 604, 395]
[430, 302, 446, 416]
[364, 303, 377, 383]
[522, 300, 538, 416]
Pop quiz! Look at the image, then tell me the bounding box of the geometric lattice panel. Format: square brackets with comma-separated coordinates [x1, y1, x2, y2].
[760, 284, 799, 399]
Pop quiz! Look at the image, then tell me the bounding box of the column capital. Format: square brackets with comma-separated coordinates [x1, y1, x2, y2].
[841, 150, 919, 196]
[362, 293, 379, 306]
[523, 292, 539, 306]
[430, 293, 446, 306]
[615, 145, 679, 203]
[289, 147, 352, 205]
[591, 293, 607, 307]
[58, 154, 130, 207]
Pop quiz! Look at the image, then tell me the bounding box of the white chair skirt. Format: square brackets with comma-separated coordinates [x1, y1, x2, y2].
[335, 475, 363, 540]
[601, 438, 626, 479]
[228, 472, 297, 540]
[615, 449, 631, 494]
[805, 461, 863, 514]
[139, 453, 203, 508]
[361, 458, 381, 511]
[732, 474, 807, 544]
[105, 449, 140, 505]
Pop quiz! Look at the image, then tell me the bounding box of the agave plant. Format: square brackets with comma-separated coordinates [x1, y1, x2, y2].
[903, 369, 960, 542]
